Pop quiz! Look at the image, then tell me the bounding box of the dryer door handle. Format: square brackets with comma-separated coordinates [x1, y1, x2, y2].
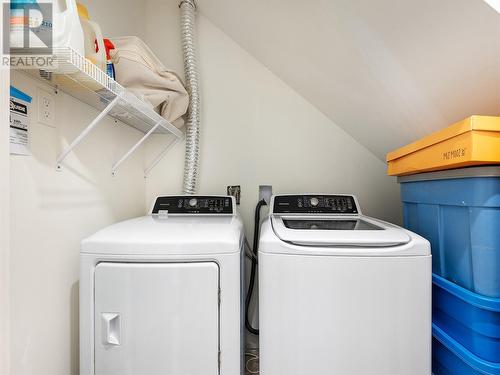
[102, 313, 121, 346]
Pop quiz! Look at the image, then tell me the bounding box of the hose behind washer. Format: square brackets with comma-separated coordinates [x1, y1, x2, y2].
[245, 199, 267, 335]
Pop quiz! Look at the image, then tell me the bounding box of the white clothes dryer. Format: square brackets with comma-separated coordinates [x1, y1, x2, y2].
[259, 194, 431, 375]
[80, 195, 244, 375]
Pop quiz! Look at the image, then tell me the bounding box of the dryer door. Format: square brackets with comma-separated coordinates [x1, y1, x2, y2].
[94, 262, 220, 375]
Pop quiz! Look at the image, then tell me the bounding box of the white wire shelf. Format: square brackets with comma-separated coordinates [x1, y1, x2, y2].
[22, 47, 184, 177]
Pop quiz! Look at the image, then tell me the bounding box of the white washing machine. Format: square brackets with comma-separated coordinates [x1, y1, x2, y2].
[80, 195, 244, 375]
[259, 194, 431, 375]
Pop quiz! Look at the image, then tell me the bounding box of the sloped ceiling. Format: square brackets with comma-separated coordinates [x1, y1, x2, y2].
[196, 0, 500, 160]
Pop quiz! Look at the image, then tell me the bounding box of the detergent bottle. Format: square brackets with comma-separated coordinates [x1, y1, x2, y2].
[10, 0, 84, 61]
[76, 3, 106, 72]
[103, 39, 116, 79]
[9, 0, 43, 52]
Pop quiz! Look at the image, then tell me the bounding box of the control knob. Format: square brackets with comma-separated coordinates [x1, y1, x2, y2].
[188, 198, 198, 207]
[310, 197, 319, 207]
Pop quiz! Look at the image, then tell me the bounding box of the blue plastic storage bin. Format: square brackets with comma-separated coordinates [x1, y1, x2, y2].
[433, 274, 500, 362]
[399, 167, 500, 297]
[433, 324, 500, 375]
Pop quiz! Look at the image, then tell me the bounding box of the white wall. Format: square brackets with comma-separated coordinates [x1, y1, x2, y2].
[9, 74, 146, 374]
[8, 2, 150, 373]
[1, 77, 10, 375]
[196, 0, 500, 160]
[1, 2, 11, 373]
[143, 0, 402, 233]
[82, 0, 146, 39]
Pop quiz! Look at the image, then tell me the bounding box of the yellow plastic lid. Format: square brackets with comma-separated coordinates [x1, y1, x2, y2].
[386, 116, 500, 162]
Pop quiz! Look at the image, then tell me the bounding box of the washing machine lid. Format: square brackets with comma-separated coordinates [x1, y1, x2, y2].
[269, 194, 411, 247]
[271, 215, 411, 247]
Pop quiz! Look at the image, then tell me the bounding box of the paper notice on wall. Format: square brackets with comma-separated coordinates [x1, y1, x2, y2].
[10, 86, 32, 155]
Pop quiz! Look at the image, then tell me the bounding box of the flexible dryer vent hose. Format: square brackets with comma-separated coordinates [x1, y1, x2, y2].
[179, 0, 200, 194]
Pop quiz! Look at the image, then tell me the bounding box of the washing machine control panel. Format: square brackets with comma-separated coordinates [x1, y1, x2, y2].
[152, 196, 234, 215]
[272, 195, 358, 214]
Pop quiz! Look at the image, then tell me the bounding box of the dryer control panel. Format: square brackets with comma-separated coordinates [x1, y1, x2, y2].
[152, 196, 234, 215]
[272, 194, 358, 214]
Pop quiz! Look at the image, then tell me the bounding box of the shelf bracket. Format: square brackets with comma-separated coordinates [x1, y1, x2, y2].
[144, 136, 183, 178]
[56, 93, 122, 171]
[111, 120, 165, 176]
[157, 116, 183, 139]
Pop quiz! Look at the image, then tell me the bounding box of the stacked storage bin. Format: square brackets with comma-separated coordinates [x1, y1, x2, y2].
[387, 116, 500, 375]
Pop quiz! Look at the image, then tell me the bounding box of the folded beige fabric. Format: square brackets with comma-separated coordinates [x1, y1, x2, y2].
[110, 36, 189, 129]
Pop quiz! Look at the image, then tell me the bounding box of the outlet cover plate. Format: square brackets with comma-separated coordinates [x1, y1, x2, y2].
[259, 185, 273, 204]
[37, 87, 55, 127]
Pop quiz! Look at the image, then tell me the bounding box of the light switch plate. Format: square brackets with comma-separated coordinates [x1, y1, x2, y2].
[37, 87, 55, 127]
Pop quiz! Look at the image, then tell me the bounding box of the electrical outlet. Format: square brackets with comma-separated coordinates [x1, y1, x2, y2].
[259, 185, 273, 204]
[227, 186, 241, 204]
[37, 88, 55, 127]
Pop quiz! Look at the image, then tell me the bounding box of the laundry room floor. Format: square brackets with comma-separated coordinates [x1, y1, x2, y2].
[245, 348, 259, 375]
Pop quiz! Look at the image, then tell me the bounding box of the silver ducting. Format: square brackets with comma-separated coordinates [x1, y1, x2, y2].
[179, 0, 200, 194]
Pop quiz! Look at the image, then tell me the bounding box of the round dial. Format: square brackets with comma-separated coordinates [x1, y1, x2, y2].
[188, 198, 198, 207]
[310, 197, 319, 207]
